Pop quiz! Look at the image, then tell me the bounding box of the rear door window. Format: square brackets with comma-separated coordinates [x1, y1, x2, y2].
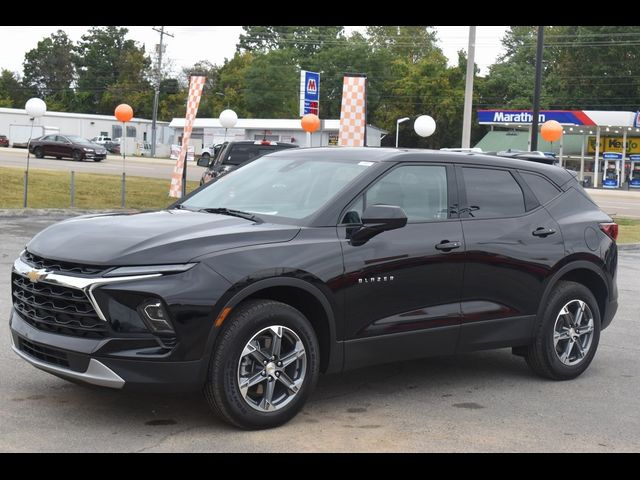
[520, 171, 561, 205]
[461, 167, 526, 218]
[225, 144, 258, 165]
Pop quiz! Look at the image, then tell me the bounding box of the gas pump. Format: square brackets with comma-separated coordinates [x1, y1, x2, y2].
[602, 152, 623, 188]
[630, 154, 640, 188]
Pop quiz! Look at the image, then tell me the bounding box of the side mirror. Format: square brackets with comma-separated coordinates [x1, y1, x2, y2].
[349, 204, 408, 246]
[197, 157, 210, 167]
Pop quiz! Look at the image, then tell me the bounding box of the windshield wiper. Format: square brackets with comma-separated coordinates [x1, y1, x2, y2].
[198, 207, 263, 223]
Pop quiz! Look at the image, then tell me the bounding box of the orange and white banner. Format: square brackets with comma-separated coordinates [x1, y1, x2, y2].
[338, 75, 367, 147]
[169, 75, 206, 198]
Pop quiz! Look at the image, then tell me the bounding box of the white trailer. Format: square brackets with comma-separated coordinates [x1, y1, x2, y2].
[9, 124, 60, 148]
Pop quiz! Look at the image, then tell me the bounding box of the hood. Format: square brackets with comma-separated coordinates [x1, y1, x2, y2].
[27, 210, 300, 266]
[79, 142, 103, 149]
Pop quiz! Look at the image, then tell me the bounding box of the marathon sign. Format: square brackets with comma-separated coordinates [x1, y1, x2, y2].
[299, 70, 320, 117]
[478, 110, 596, 126]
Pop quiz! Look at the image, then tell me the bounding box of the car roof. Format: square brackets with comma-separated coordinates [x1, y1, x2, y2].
[268, 147, 575, 186]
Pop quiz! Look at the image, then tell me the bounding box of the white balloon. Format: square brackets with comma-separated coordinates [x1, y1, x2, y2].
[414, 115, 436, 137]
[219, 109, 238, 129]
[25, 98, 47, 118]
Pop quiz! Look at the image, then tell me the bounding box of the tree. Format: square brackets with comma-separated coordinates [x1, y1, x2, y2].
[73, 26, 151, 113]
[23, 30, 75, 97]
[366, 26, 440, 64]
[244, 49, 299, 117]
[237, 26, 345, 57]
[0, 69, 30, 108]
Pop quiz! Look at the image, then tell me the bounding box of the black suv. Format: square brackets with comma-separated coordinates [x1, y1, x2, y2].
[9, 148, 618, 429]
[197, 140, 299, 185]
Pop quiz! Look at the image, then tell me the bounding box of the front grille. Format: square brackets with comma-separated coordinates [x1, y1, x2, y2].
[23, 251, 105, 276]
[18, 337, 70, 368]
[12, 273, 108, 338]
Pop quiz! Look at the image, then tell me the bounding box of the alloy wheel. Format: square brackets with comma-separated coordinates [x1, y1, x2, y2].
[237, 325, 307, 412]
[553, 299, 595, 366]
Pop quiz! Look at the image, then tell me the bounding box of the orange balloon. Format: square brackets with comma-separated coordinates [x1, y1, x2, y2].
[301, 114, 320, 133]
[114, 104, 134, 122]
[540, 120, 563, 142]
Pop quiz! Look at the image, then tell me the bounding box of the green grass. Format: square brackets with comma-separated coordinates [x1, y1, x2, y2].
[0, 166, 198, 210]
[615, 217, 640, 244]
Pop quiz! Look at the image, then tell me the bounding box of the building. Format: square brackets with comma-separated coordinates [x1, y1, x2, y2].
[0, 107, 172, 154]
[475, 109, 640, 187]
[168, 118, 388, 153]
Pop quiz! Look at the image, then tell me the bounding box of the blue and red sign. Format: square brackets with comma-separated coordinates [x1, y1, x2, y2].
[478, 110, 596, 126]
[300, 70, 320, 116]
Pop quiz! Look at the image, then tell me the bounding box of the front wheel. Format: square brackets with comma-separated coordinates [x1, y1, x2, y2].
[34, 147, 44, 158]
[524, 281, 601, 380]
[204, 299, 320, 429]
[72, 150, 83, 162]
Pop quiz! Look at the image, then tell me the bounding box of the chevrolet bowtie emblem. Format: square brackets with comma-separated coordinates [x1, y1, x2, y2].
[26, 269, 48, 283]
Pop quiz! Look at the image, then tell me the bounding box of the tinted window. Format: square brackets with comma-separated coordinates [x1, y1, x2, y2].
[520, 171, 560, 205]
[225, 144, 258, 165]
[42, 135, 56, 141]
[462, 167, 525, 218]
[343, 165, 449, 223]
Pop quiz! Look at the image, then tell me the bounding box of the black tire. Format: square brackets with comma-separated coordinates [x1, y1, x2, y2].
[524, 281, 601, 380]
[34, 147, 44, 158]
[93, 158, 103, 162]
[72, 150, 83, 161]
[56, 156, 62, 160]
[204, 299, 320, 429]
[201, 152, 210, 161]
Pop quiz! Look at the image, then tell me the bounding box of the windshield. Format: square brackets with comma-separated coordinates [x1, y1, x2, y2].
[181, 155, 373, 220]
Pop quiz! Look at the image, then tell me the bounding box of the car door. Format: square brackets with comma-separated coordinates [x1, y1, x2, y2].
[455, 165, 565, 352]
[51, 135, 71, 157]
[338, 163, 465, 370]
[37, 135, 56, 156]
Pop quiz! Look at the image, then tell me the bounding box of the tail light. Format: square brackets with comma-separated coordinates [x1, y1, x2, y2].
[600, 222, 619, 241]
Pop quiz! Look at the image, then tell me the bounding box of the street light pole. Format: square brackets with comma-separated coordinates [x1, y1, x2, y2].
[530, 26, 545, 152]
[396, 117, 410, 148]
[151, 26, 174, 157]
[461, 25, 476, 148]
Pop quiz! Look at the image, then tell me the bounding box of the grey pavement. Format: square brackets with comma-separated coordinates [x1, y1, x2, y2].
[0, 216, 639, 452]
[0, 148, 207, 182]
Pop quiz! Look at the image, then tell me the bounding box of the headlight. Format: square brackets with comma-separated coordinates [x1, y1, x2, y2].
[83, 148, 94, 152]
[103, 263, 197, 277]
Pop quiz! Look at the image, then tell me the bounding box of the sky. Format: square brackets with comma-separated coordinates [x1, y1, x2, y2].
[0, 26, 508, 77]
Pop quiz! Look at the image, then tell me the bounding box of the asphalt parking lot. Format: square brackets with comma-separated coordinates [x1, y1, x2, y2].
[1, 215, 639, 452]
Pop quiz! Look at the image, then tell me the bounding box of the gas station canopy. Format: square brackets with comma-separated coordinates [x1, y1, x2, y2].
[475, 109, 640, 188]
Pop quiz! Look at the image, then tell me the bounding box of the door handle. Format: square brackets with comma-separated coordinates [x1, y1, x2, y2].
[532, 227, 556, 237]
[435, 240, 461, 251]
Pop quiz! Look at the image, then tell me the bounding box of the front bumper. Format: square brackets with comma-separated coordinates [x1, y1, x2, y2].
[10, 310, 206, 391]
[84, 152, 106, 160]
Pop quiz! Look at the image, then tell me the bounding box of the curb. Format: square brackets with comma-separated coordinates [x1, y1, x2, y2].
[618, 243, 640, 251]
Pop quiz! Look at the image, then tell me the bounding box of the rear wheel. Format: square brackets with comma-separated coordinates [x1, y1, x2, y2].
[55, 156, 62, 160]
[34, 147, 44, 158]
[204, 299, 319, 429]
[524, 281, 601, 380]
[72, 150, 83, 162]
[93, 158, 103, 162]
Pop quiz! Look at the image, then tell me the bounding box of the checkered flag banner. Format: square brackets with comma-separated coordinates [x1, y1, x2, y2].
[169, 75, 206, 198]
[338, 75, 367, 147]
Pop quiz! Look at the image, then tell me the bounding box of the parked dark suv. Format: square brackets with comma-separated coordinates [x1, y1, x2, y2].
[9, 148, 618, 429]
[197, 140, 299, 185]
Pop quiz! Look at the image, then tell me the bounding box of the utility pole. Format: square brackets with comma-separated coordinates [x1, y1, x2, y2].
[461, 25, 476, 148]
[530, 26, 545, 152]
[151, 26, 174, 157]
